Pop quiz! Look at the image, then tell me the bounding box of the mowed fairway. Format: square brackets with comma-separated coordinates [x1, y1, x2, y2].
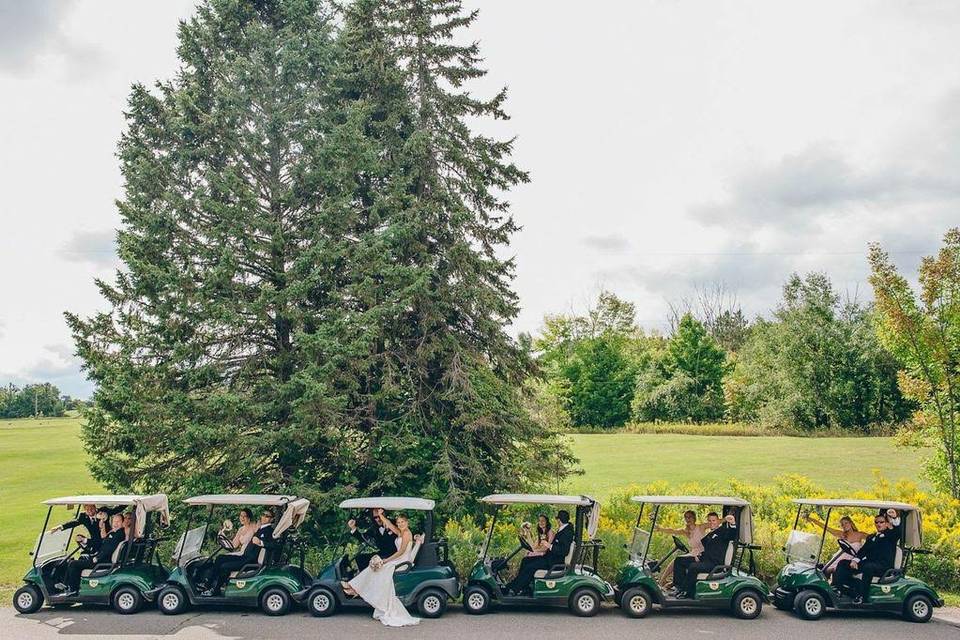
[564, 433, 928, 498]
[0, 416, 102, 596]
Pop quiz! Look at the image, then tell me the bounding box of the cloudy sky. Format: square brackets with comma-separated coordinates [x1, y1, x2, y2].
[1, 0, 959, 398]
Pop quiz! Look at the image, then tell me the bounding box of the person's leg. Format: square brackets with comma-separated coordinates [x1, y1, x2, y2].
[684, 561, 713, 597]
[672, 556, 694, 594]
[212, 556, 248, 594]
[66, 557, 94, 592]
[507, 557, 548, 594]
[858, 562, 882, 602]
[833, 560, 853, 596]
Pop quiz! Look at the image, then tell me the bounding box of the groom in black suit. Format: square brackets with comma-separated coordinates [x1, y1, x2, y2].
[505, 510, 575, 596]
[348, 508, 398, 570]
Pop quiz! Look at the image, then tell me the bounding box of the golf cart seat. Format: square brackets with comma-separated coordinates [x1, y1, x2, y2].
[229, 547, 266, 579]
[81, 540, 127, 578]
[395, 540, 421, 573]
[533, 541, 578, 579]
[695, 541, 736, 580]
[852, 545, 905, 584]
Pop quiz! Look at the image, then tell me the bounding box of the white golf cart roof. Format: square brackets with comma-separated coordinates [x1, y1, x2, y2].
[631, 495, 750, 507]
[184, 494, 297, 506]
[481, 494, 595, 506]
[339, 497, 435, 511]
[794, 498, 922, 547]
[793, 498, 917, 511]
[43, 494, 170, 538]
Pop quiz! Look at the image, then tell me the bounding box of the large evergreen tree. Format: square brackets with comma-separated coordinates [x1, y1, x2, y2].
[67, 0, 566, 514]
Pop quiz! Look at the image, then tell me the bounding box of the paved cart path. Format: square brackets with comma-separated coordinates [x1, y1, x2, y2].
[2, 606, 959, 640]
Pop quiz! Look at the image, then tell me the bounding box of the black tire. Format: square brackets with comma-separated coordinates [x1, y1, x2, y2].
[794, 589, 825, 621]
[13, 584, 44, 614]
[260, 587, 291, 616]
[112, 585, 144, 615]
[620, 586, 652, 618]
[157, 585, 188, 615]
[307, 587, 338, 617]
[903, 593, 933, 623]
[773, 592, 793, 611]
[732, 589, 763, 620]
[463, 585, 491, 615]
[569, 587, 601, 617]
[416, 589, 448, 618]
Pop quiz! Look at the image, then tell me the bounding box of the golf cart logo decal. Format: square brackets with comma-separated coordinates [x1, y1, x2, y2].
[544, 580, 556, 589]
[235, 580, 246, 589]
[88, 580, 99, 588]
[881, 585, 891, 594]
[709, 582, 719, 590]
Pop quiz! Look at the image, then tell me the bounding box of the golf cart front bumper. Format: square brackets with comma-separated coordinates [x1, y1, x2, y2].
[142, 585, 164, 602]
[773, 587, 794, 606]
[291, 586, 311, 603]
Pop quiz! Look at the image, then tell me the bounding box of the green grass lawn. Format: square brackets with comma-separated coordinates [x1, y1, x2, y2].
[0, 415, 937, 605]
[563, 433, 928, 498]
[0, 416, 103, 598]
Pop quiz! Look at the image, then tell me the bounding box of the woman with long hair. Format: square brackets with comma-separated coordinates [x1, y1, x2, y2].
[200, 508, 258, 594]
[522, 514, 554, 557]
[341, 510, 421, 627]
[654, 510, 708, 588]
[806, 513, 868, 575]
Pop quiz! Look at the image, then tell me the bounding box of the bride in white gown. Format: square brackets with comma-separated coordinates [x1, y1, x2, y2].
[342, 511, 421, 627]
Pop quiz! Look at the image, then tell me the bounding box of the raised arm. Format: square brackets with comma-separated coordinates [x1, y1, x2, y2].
[805, 513, 842, 538]
[655, 526, 686, 536]
[379, 511, 400, 536]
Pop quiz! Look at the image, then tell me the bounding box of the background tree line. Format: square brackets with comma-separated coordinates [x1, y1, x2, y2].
[0, 383, 85, 418]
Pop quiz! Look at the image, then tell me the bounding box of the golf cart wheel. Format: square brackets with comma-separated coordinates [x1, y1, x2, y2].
[620, 587, 652, 618]
[732, 589, 763, 620]
[13, 584, 44, 614]
[157, 585, 188, 615]
[112, 585, 144, 614]
[903, 593, 933, 623]
[260, 587, 291, 616]
[308, 587, 338, 617]
[569, 587, 601, 617]
[417, 589, 448, 618]
[463, 585, 490, 615]
[794, 589, 825, 621]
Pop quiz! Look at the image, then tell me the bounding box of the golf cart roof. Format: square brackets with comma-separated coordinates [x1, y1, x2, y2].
[44, 494, 161, 507]
[183, 494, 297, 506]
[793, 499, 918, 511]
[631, 495, 750, 507]
[481, 494, 595, 506]
[339, 497, 435, 511]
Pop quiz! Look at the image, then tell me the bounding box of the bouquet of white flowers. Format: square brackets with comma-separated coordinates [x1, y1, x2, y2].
[370, 555, 384, 571]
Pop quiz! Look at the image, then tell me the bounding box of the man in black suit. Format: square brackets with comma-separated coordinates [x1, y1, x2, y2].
[674, 512, 738, 598]
[204, 508, 278, 596]
[59, 513, 127, 595]
[834, 509, 902, 604]
[505, 510, 575, 596]
[49, 504, 123, 553]
[348, 508, 397, 570]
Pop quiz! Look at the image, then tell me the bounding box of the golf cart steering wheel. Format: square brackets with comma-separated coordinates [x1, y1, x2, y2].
[837, 539, 856, 555]
[673, 535, 690, 554]
[518, 534, 533, 552]
[216, 532, 235, 551]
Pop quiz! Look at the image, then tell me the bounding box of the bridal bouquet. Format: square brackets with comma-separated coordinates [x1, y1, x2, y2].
[370, 555, 384, 571]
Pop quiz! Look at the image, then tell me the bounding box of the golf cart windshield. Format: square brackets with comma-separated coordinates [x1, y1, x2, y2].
[785, 529, 821, 565]
[629, 527, 650, 563]
[172, 525, 207, 567]
[34, 527, 72, 563]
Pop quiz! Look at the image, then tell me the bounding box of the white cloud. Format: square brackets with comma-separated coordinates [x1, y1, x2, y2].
[59, 229, 117, 267]
[0, 0, 103, 77]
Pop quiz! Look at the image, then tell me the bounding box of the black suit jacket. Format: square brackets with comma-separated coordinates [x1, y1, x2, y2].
[352, 524, 398, 558]
[546, 524, 575, 566]
[60, 506, 124, 551]
[95, 528, 127, 564]
[856, 524, 901, 569]
[700, 523, 738, 566]
[246, 523, 279, 563]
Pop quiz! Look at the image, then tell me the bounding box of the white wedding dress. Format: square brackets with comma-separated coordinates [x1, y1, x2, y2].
[348, 535, 420, 627]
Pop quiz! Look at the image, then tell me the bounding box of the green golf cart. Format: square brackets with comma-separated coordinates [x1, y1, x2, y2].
[614, 495, 768, 619]
[773, 498, 943, 622]
[301, 496, 459, 618]
[153, 494, 311, 616]
[14, 494, 171, 614]
[462, 494, 614, 617]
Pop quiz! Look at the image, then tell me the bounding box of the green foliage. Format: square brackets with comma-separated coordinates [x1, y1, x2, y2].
[869, 228, 960, 498]
[0, 383, 65, 418]
[65, 0, 571, 520]
[726, 273, 911, 432]
[633, 314, 727, 422]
